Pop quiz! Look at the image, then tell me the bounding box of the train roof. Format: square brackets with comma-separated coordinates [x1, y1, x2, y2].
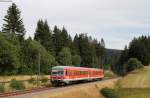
[52, 66, 103, 71]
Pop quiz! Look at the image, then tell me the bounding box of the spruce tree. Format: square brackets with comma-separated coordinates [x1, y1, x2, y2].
[34, 20, 44, 42]
[61, 27, 69, 47]
[73, 34, 80, 55]
[52, 26, 62, 56]
[78, 34, 93, 67]
[90, 39, 98, 68]
[2, 3, 25, 39]
[100, 38, 106, 67]
[34, 20, 53, 54]
[115, 46, 128, 75]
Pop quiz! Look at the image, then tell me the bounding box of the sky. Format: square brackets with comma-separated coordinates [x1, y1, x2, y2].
[0, 0, 150, 49]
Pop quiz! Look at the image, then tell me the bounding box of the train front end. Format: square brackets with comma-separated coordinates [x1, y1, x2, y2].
[51, 66, 65, 86]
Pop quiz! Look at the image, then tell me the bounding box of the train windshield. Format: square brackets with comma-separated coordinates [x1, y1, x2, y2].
[51, 69, 64, 75]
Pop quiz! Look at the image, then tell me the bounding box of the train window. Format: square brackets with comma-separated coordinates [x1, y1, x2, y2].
[52, 71, 57, 75]
[51, 70, 64, 75]
[58, 71, 64, 75]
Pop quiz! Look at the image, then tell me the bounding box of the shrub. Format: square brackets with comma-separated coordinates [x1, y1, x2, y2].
[101, 87, 118, 98]
[0, 84, 5, 93]
[28, 77, 36, 84]
[41, 77, 48, 84]
[105, 71, 114, 77]
[10, 79, 25, 90]
[127, 58, 143, 72]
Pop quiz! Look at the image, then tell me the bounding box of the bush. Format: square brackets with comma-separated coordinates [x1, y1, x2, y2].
[101, 87, 118, 98]
[28, 77, 37, 85]
[0, 84, 5, 93]
[41, 77, 48, 84]
[10, 79, 25, 90]
[105, 71, 114, 77]
[127, 58, 143, 72]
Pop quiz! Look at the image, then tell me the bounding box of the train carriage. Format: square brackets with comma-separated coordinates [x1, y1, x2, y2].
[51, 66, 104, 86]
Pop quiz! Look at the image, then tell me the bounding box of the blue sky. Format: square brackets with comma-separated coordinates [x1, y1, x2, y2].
[0, 0, 150, 49]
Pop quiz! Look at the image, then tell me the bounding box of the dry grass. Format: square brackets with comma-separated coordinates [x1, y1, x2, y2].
[117, 66, 150, 98]
[121, 66, 150, 88]
[46, 86, 102, 98]
[0, 75, 50, 82]
[118, 88, 150, 98]
[29, 78, 119, 98]
[0, 75, 50, 92]
[0, 75, 119, 98]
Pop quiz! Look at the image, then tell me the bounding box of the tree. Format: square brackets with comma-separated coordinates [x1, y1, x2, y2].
[128, 37, 150, 65]
[72, 55, 81, 66]
[34, 20, 44, 41]
[117, 45, 128, 65]
[52, 26, 62, 56]
[61, 27, 70, 47]
[100, 38, 106, 67]
[73, 34, 80, 55]
[78, 34, 93, 67]
[0, 33, 20, 75]
[113, 46, 128, 75]
[72, 33, 106, 68]
[114, 35, 150, 76]
[34, 20, 54, 54]
[2, 3, 25, 40]
[20, 40, 57, 74]
[58, 47, 72, 66]
[52, 26, 73, 57]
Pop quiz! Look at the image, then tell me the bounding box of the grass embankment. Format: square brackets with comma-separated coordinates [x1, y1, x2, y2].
[31, 78, 119, 98]
[0, 75, 50, 82]
[0, 75, 50, 92]
[118, 88, 150, 98]
[118, 66, 150, 98]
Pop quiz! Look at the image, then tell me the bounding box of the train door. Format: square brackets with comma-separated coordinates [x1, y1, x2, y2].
[72, 68, 75, 79]
[68, 69, 72, 80]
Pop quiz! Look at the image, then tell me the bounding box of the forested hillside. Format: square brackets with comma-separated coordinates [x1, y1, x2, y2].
[0, 3, 106, 75]
[104, 49, 122, 69]
[114, 36, 150, 75]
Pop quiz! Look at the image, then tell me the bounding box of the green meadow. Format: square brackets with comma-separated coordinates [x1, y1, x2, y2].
[118, 66, 150, 98]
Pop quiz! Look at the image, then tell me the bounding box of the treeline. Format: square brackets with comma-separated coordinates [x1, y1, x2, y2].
[113, 36, 150, 76]
[104, 49, 122, 70]
[0, 3, 105, 75]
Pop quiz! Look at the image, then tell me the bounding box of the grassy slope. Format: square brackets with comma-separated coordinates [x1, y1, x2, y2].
[0, 75, 50, 82]
[121, 66, 150, 88]
[0, 75, 50, 92]
[118, 66, 150, 98]
[118, 88, 150, 98]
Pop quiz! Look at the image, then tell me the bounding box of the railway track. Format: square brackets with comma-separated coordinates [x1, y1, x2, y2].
[0, 77, 117, 98]
[0, 87, 55, 98]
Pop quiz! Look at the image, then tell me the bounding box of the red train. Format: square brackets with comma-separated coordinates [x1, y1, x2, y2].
[51, 66, 104, 86]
